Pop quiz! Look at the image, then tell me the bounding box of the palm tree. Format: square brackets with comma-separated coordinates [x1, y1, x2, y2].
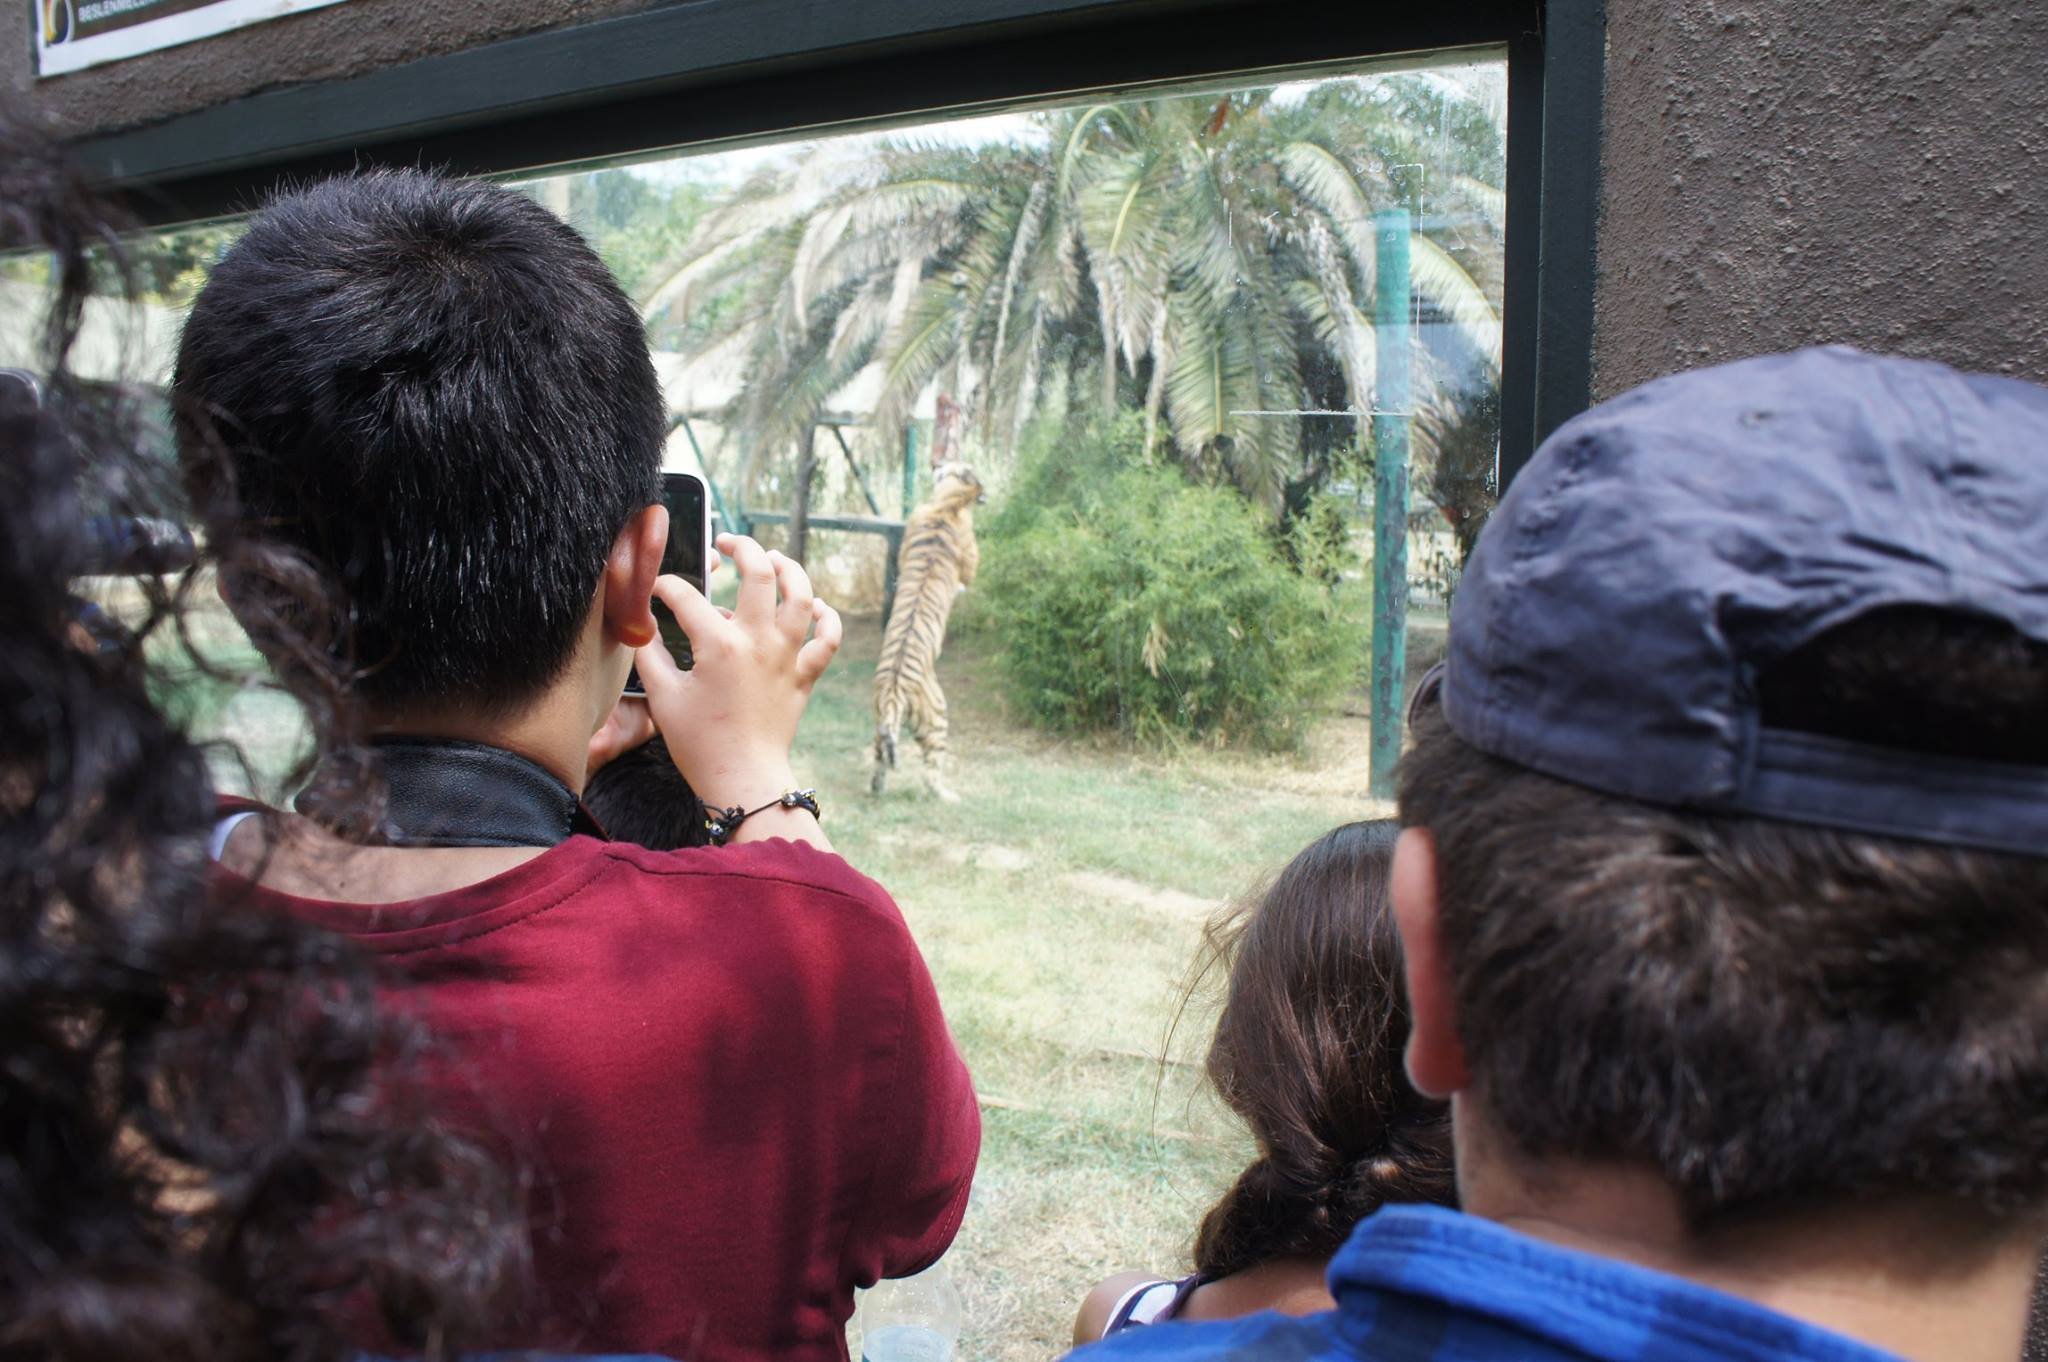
[640, 70, 1506, 522]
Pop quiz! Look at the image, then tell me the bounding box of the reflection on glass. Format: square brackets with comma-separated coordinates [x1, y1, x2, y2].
[33, 49, 1510, 1360]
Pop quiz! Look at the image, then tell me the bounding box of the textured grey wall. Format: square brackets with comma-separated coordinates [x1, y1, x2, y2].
[3, 0, 653, 129]
[1594, 0, 2048, 397]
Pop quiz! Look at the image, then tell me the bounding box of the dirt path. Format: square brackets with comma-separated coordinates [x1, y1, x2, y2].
[1058, 869, 1222, 922]
[874, 830, 1224, 923]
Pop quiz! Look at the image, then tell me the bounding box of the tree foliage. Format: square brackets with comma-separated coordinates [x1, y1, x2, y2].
[978, 416, 1353, 750]
[641, 72, 1506, 533]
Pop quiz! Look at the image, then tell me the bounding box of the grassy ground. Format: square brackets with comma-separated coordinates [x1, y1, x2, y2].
[143, 581, 1444, 1361]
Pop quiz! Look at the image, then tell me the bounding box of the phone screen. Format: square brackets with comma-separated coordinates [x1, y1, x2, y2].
[625, 472, 708, 693]
[656, 473, 706, 669]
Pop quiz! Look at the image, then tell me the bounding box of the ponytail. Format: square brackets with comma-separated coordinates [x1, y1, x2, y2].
[1189, 820, 1456, 1279]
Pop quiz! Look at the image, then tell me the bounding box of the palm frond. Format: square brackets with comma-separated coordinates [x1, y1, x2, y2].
[1162, 289, 1238, 454]
[1278, 140, 1381, 271]
[987, 177, 1051, 438]
[1448, 173, 1507, 230]
[1004, 308, 1049, 459]
[1140, 288, 1174, 454]
[1407, 233, 1501, 366]
[1294, 220, 1376, 411]
[871, 274, 968, 441]
[639, 228, 764, 325]
[1052, 103, 1136, 201]
[823, 274, 895, 370]
[1077, 148, 1173, 367]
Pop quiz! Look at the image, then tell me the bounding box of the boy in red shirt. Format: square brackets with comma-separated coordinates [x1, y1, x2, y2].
[174, 169, 978, 1362]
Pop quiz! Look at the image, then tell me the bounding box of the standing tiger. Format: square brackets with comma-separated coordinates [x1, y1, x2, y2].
[872, 462, 984, 801]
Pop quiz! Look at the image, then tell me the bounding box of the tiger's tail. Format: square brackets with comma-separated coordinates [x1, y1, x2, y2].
[871, 687, 905, 793]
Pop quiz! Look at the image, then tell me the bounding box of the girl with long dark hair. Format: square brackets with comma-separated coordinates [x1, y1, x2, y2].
[1075, 820, 1456, 1340]
[0, 99, 543, 1362]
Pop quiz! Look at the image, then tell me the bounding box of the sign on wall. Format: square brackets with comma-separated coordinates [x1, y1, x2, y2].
[35, 0, 350, 77]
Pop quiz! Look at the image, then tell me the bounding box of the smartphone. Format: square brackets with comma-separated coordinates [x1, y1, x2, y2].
[624, 471, 711, 695]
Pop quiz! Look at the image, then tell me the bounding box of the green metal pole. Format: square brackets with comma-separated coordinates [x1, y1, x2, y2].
[677, 415, 745, 537]
[902, 422, 921, 518]
[1369, 209, 1412, 802]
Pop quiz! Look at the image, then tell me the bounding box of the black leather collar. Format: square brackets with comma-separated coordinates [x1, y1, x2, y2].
[296, 738, 604, 848]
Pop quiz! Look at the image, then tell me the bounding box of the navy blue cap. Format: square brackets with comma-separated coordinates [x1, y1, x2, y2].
[1438, 345, 2048, 855]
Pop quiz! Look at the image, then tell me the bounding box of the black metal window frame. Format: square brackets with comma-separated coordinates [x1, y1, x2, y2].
[74, 0, 1602, 485]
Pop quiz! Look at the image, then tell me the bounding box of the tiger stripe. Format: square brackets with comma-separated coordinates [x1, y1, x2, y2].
[872, 465, 982, 801]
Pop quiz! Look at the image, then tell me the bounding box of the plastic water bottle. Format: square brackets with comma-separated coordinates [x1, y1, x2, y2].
[858, 1260, 963, 1362]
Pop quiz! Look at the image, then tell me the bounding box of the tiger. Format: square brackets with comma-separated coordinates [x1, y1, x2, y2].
[871, 462, 984, 801]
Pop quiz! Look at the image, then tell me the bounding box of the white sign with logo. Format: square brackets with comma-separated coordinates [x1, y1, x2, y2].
[35, 0, 350, 77]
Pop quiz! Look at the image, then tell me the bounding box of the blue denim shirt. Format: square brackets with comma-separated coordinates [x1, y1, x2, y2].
[1067, 1205, 1907, 1362]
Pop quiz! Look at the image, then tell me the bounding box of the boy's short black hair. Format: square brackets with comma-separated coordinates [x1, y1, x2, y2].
[1399, 606, 2048, 1231]
[582, 737, 707, 851]
[174, 168, 664, 710]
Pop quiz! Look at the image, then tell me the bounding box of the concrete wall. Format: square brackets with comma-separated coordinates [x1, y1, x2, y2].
[2, 0, 652, 130]
[1594, 0, 2048, 397]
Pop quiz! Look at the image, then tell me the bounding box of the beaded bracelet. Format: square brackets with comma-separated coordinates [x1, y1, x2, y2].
[705, 788, 821, 846]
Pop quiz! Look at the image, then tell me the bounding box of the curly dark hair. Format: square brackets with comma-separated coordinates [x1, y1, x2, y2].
[0, 100, 526, 1361]
[1189, 820, 1455, 1280]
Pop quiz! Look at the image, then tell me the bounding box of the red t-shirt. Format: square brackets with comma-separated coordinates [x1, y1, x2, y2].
[215, 832, 979, 1362]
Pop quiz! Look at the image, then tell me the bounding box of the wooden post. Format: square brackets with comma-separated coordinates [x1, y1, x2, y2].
[1369, 208, 1412, 802]
[788, 429, 818, 563]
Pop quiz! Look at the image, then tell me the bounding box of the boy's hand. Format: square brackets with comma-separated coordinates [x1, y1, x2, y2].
[586, 695, 656, 779]
[632, 534, 841, 846]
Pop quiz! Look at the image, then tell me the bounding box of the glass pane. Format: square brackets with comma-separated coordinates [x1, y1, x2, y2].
[46, 44, 1509, 1361]
[511, 52, 1506, 1357]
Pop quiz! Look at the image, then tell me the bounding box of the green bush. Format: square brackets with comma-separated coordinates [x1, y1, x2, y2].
[981, 411, 1149, 539]
[980, 457, 1351, 751]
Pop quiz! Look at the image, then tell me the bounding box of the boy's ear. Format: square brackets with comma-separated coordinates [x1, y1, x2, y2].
[1393, 826, 1472, 1099]
[602, 502, 667, 649]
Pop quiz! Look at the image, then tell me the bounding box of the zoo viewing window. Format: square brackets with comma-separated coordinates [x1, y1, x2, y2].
[512, 52, 1509, 1356]
[21, 42, 1517, 1360]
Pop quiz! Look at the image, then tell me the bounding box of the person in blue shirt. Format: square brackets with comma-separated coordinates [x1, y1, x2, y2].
[1072, 348, 2048, 1362]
